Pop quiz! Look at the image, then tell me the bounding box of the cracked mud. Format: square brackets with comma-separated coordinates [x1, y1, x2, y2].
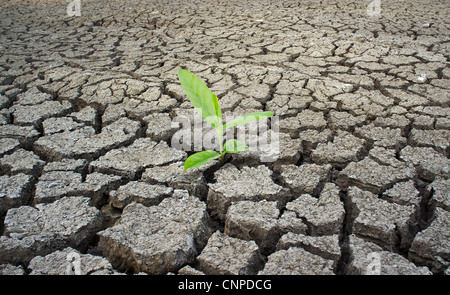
[0, 0, 449, 275]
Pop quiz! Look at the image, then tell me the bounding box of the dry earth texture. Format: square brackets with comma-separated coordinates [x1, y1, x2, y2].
[0, 0, 449, 275]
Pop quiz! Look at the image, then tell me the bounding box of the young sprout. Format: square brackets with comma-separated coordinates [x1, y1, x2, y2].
[178, 68, 273, 171]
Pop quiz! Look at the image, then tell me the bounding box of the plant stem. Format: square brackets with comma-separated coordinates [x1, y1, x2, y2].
[217, 128, 224, 166]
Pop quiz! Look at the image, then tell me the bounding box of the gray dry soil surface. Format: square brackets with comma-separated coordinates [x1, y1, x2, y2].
[0, 0, 449, 275]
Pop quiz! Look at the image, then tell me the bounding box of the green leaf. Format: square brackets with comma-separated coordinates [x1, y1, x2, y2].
[183, 150, 221, 171]
[222, 111, 273, 130]
[178, 69, 222, 129]
[223, 139, 249, 154]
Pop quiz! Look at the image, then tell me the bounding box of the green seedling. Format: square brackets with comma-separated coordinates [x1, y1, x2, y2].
[178, 68, 273, 171]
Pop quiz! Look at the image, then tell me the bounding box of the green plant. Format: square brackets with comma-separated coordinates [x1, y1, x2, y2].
[178, 68, 273, 171]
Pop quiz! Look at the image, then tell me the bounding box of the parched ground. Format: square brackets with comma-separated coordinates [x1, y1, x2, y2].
[0, 0, 449, 275]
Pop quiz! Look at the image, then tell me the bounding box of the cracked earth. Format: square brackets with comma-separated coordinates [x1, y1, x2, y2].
[0, 0, 449, 275]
